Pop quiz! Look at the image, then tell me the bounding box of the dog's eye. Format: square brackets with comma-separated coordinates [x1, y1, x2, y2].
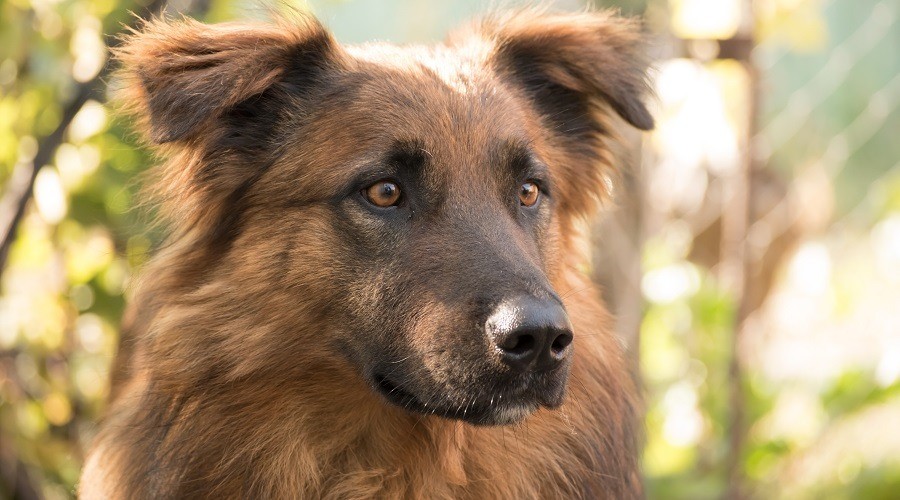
[364, 180, 402, 208]
[519, 181, 540, 207]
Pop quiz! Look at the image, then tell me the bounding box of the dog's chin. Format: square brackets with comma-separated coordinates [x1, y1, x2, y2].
[371, 373, 565, 426]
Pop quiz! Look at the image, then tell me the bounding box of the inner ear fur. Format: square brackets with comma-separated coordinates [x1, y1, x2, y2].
[115, 14, 341, 144]
[113, 14, 343, 253]
[479, 10, 655, 133]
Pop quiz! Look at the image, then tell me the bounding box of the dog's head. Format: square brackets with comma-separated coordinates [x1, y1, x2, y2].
[118, 10, 652, 425]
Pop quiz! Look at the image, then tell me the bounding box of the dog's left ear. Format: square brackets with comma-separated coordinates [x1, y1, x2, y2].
[113, 15, 344, 250]
[115, 15, 341, 144]
[477, 10, 654, 133]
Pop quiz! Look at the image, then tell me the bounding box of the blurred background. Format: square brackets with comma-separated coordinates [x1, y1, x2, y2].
[0, 0, 897, 498]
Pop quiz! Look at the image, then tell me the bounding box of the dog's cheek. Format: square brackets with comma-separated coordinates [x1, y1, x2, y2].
[537, 210, 565, 282]
[247, 209, 356, 337]
[286, 208, 411, 364]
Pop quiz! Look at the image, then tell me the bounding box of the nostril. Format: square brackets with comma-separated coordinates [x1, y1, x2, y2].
[502, 333, 536, 356]
[550, 331, 573, 356]
[485, 295, 573, 372]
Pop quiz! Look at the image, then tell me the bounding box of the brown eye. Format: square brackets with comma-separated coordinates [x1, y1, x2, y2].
[519, 181, 540, 207]
[364, 180, 402, 207]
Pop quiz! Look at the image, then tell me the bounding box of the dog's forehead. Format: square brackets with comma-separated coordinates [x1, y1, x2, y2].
[339, 43, 538, 157]
[345, 40, 495, 96]
[269, 40, 547, 200]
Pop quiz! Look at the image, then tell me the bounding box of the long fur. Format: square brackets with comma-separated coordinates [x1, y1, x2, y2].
[81, 9, 652, 499]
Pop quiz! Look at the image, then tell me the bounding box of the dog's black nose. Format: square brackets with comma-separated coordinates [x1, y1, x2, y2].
[486, 296, 573, 373]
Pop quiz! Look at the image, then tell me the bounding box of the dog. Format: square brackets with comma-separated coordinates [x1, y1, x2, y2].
[80, 8, 653, 498]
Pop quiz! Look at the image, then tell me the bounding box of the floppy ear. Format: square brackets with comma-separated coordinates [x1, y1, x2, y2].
[115, 15, 340, 144]
[114, 15, 344, 251]
[480, 10, 654, 135]
[463, 10, 654, 217]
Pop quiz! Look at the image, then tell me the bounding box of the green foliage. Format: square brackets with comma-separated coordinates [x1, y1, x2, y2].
[0, 0, 192, 496]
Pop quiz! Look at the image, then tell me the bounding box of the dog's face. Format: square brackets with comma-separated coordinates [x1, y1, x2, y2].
[119, 11, 651, 425]
[279, 65, 576, 425]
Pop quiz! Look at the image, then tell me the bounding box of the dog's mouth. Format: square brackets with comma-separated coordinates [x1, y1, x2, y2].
[372, 372, 554, 426]
[373, 374, 422, 410]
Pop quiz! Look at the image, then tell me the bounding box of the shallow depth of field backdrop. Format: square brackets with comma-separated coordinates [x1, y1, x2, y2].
[1, 0, 898, 498]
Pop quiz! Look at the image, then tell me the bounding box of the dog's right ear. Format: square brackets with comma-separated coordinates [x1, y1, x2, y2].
[115, 15, 340, 144]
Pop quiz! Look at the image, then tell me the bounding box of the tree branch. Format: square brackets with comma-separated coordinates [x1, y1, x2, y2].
[0, 0, 170, 274]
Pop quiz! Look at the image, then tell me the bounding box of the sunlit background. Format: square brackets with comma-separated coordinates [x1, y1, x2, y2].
[0, 0, 898, 498]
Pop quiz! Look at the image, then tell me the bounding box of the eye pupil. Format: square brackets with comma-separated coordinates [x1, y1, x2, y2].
[365, 180, 402, 207]
[519, 181, 540, 207]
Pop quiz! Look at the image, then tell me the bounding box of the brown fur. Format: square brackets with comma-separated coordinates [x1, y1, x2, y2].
[81, 8, 654, 499]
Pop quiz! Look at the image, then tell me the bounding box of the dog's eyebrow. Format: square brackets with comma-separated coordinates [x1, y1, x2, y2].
[384, 139, 429, 174]
[495, 140, 543, 179]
